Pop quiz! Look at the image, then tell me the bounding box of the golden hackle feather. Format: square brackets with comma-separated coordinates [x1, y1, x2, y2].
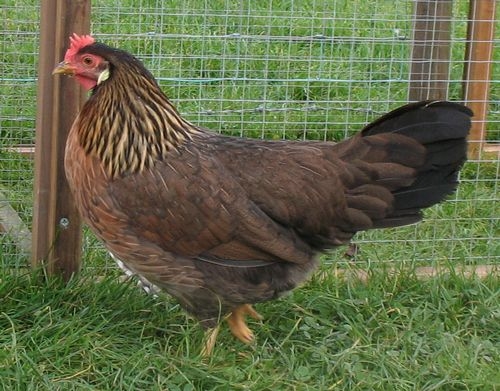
[73, 49, 200, 179]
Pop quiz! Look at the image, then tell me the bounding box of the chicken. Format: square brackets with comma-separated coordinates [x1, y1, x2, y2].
[53, 33, 472, 353]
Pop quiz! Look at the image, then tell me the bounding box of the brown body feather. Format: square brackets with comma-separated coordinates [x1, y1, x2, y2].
[63, 41, 472, 326]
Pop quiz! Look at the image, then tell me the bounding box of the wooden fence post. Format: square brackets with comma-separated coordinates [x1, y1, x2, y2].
[409, 0, 453, 101]
[463, 0, 497, 159]
[32, 0, 91, 280]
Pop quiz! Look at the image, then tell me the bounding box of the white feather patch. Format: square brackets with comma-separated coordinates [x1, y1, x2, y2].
[97, 68, 110, 85]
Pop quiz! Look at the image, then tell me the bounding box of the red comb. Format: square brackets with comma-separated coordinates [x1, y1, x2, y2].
[64, 33, 95, 61]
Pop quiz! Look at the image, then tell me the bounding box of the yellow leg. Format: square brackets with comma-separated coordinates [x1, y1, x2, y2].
[200, 325, 220, 358]
[226, 304, 263, 344]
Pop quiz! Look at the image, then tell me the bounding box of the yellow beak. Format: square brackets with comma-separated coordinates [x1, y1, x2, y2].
[52, 61, 75, 75]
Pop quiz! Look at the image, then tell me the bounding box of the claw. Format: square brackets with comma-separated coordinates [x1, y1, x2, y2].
[227, 304, 263, 344]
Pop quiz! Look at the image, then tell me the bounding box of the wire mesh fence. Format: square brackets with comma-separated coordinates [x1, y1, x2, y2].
[1, 3, 39, 263]
[1, 0, 498, 271]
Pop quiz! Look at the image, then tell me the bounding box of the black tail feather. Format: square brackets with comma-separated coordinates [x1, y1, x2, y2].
[361, 100, 472, 229]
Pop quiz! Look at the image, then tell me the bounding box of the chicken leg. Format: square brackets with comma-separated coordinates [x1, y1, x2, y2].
[200, 304, 263, 357]
[227, 304, 263, 344]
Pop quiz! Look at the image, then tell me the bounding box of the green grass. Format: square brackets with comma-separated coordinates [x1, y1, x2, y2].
[1, 265, 498, 390]
[1, 1, 499, 389]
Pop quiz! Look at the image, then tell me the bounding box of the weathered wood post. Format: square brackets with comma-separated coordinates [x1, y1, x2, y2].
[409, 0, 453, 101]
[463, 0, 497, 159]
[32, 0, 91, 280]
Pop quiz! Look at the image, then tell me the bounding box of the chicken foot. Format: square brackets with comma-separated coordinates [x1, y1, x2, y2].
[200, 304, 262, 357]
[227, 304, 263, 344]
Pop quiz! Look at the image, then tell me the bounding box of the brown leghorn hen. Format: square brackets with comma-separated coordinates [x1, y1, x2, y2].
[53, 34, 472, 355]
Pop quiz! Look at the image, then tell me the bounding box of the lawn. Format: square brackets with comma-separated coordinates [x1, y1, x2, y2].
[1, 0, 499, 390]
[1, 265, 498, 390]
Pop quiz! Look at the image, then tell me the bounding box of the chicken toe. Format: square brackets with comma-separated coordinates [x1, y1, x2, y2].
[227, 304, 263, 344]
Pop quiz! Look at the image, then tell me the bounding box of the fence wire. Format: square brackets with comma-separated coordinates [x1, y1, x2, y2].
[0, 1, 498, 270]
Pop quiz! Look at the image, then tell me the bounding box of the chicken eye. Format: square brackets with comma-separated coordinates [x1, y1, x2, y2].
[82, 56, 94, 66]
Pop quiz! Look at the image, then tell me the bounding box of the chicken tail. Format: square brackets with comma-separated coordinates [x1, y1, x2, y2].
[335, 100, 472, 230]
